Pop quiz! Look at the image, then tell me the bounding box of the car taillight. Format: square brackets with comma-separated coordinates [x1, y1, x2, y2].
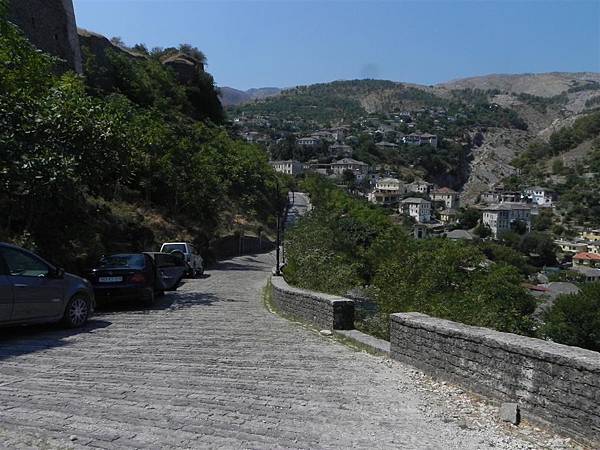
[130, 273, 146, 284]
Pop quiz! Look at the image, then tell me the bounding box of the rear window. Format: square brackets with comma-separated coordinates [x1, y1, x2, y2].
[99, 254, 145, 269]
[161, 244, 187, 253]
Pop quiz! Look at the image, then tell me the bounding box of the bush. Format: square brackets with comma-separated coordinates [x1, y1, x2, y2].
[542, 284, 600, 351]
[285, 178, 537, 338]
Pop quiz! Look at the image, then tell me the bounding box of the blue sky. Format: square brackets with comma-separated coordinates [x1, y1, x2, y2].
[73, 0, 600, 90]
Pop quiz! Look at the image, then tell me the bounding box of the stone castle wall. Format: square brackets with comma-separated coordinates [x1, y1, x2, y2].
[270, 277, 354, 330]
[8, 0, 82, 73]
[271, 279, 600, 445]
[390, 312, 600, 446]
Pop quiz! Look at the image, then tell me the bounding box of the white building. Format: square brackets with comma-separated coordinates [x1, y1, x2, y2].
[400, 197, 432, 223]
[431, 187, 460, 210]
[375, 177, 404, 192]
[554, 240, 589, 254]
[368, 178, 404, 206]
[406, 180, 434, 195]
[330, 158, 369, 179]
[481, 203, 532, 238]
[524, 186, 555, 206]
[270, 160, 304, 176]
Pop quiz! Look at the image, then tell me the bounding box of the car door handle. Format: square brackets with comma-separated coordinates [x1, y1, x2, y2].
[14, 284, 28, 288]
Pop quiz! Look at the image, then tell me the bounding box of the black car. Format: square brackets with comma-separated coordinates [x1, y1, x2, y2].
[88, 253, 159, 306]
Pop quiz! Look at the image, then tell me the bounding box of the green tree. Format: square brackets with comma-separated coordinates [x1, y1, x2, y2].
[542, 284, 600, 351]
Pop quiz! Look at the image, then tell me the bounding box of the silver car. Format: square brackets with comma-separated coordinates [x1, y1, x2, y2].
[0, 243, 95, 328]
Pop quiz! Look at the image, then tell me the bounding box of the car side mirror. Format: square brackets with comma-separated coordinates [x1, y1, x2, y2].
[51, 267, 65, 279]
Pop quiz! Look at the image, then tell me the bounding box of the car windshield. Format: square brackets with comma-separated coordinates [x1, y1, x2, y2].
[161, 244, 187, 253]
[99, 254, 145, 269]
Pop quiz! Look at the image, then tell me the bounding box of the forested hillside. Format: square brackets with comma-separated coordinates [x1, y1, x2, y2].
[0, 7, 282, 272]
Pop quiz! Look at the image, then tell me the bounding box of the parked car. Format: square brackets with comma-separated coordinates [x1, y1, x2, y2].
[159, 242, 204, 277]
[0, 242, 95, 328]
[88, 253, 160, 306]
[144, 252, 186, 292]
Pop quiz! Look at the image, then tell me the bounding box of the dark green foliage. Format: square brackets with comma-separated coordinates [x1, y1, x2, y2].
[457, 207, 481, 229]
[285, 177, 536, 336]
[82, 44, 223, 123]
[567, 80, 600, 94]
[516, 92, 567, 113]
[585, 95, 600, 108]
[542, 283, 600, 351]
[450, 89, 528, 130]
[0, 14, 277, 271]
[479, 242, 529, 275]
[532, 208, 554, 231]
[514, 111, 600, 174]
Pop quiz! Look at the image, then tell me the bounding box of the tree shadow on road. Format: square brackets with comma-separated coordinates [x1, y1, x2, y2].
[0, 319, 112, 361]
[167, 291, 227, 310]
[215, 261, 270, 272]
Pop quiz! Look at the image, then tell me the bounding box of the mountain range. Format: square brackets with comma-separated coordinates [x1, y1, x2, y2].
[229, 72, 600, 203]
[219, 87, 281, 106]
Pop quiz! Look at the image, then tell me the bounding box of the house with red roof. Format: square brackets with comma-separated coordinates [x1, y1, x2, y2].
[573, 252, 600, 268]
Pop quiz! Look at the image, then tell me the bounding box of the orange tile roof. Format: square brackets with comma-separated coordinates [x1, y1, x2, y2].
[573, 252, 600, 261]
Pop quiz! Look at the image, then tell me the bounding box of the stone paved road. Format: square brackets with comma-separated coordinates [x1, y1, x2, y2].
[0, 252, 572, 449]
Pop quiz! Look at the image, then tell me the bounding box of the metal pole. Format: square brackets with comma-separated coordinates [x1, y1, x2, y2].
[275, 213, 281, 275]
[275, 178, 281, 276]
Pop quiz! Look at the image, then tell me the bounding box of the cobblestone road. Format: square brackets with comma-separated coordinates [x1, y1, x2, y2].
[0, 252, 573, 449]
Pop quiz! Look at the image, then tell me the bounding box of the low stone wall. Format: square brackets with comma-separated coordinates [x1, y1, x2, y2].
[391, 313, 600, 445]
[270, 277, 354, 330]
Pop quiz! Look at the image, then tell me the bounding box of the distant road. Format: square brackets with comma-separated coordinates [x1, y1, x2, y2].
[285, 191, 311, 226]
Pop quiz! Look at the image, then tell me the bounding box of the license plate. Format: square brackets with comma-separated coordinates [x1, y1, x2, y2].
[99, 276, 122, 283]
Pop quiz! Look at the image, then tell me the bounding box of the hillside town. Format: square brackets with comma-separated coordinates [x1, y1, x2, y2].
[1, 0, 600, 448]
[269, 151, 600, 286]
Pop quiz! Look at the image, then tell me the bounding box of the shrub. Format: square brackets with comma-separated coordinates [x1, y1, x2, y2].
[541, 284, 600, 351]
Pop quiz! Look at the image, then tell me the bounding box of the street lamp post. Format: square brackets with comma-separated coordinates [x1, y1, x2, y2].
[275, 178, 282, 276]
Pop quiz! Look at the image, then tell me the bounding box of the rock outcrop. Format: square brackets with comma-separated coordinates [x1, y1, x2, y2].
[161, 53, 204, 85]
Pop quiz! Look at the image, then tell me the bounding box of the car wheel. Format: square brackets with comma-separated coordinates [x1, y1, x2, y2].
[142, 288, 155, 307]
[62, 294, 90, 328]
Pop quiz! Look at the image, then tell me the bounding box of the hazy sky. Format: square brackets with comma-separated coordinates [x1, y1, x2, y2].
[73, 0, 600, 90]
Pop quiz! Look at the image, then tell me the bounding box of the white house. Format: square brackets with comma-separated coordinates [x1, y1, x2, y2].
[480, 190, 523, 204]
[431, 187, 460, 210]
[270, 160, 304, 176]
[330, 158, 369, 179]
[554, 240, 589, 254]
[406, 180, 434, 195]
[400, 197, 432, 223]
[375, 177, 404, 192]
[524, 186, 555, 206]
[368, 178, 404, 206]
[481, 203, 532, 238]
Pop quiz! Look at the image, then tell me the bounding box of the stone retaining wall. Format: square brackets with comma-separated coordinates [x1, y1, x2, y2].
[390, 312, 600, 445]
[270, 277, 353, 330]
